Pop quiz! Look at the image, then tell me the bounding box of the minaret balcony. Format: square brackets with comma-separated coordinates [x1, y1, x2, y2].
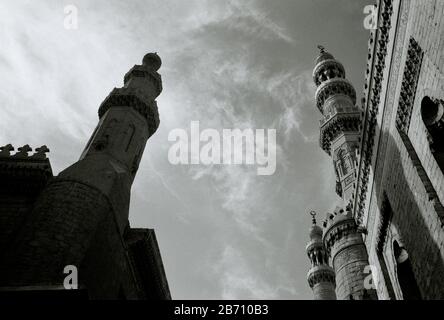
[98, 87, 160, 137]
[315, 78, 356, 114]
[319, 112, 361, 154]
[313, 59, 346, 86]
[124, 66, 162, 100]
[307, 265, 336, 288]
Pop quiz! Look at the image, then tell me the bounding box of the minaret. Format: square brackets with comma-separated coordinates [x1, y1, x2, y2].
[306, 211, 336, 300]
[322, 206, 376, 300]
[0, 53, 165, 296]
[312, 47, 377, 300]
[313, 45, 360, 202]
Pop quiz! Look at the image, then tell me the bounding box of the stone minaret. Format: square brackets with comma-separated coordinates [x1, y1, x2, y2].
[313, 46, 360, 202]
[322, 206, 376, 300]
[313, 47, 376, 300]
[0, 53, 167, 298]
[306, 211, 336, 300]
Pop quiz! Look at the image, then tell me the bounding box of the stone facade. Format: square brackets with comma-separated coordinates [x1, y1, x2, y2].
[0, 53, 170, 300]
[308, 0, 444, 300]
[359, 0, 444, 300]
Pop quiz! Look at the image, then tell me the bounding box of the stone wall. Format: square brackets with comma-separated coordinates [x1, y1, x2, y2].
[0, 179, 110, 287]
[312, 281, 336, 300]
[363, 0, 444, 299]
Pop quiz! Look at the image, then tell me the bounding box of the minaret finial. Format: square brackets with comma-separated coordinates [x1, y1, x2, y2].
[309, 210, 317, 225]
[317, 45, 325, 54]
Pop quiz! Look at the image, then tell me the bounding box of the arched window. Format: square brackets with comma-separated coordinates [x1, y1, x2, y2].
[421, 96, 444, 173]
[393, 241, 422, 300]
[337, 149, 350, 176]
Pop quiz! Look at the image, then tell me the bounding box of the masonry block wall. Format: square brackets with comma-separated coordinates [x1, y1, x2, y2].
[323, 211, 375, 300]
[0, 179, 110, 287]
[359, 0, 444, 299]
[312, 281, 336, 300]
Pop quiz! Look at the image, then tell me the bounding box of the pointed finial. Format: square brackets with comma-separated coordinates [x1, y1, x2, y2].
[309, 210, 317, 225]
[0, 144, 14, 157]
[317, 45, 326, 54]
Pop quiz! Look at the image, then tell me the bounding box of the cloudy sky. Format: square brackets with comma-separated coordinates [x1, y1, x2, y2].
[0, 0, 371, 299]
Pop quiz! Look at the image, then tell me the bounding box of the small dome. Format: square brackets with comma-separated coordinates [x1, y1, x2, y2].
[315, 51, 335, 65]
[309, 224, 323, 240]
[142, 52, 162, 71]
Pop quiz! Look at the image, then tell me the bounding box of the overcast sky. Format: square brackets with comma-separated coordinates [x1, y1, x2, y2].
[0, 0, 371, 299]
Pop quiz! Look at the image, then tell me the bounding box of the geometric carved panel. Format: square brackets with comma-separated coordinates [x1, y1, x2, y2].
[395, 37, 424, 134]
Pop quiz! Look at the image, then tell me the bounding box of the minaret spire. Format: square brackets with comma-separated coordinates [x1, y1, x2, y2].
[311, 48, 377, 300]
[306, 210, 336, 300]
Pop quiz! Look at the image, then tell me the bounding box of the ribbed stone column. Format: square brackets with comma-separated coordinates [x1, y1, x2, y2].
[323, 207, 377, 300]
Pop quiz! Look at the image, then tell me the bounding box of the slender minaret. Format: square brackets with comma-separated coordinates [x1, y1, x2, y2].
[1, 53, 163, 294]
[306, 211, 336, 300]
[313, 47, 376, 300]
[313, 45, 360, 202]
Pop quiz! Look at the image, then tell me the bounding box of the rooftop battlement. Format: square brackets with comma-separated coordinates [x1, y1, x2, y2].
[0, 144, 53, 195]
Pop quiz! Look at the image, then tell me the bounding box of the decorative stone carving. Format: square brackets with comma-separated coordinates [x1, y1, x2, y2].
[396, 37, 424, 133]
[31, 146, 50, 160]
[320, 113, 361, 154]
[323, 218, 358, 254]
[99, 92, 160, 137]
[307, 267, 336, 288]
[0, 144, 14, 157]
[0, 144, 53, 196]
[99, 54, 162, 138]
[355, 0, 394, 224]
[315, 78, 357, 114]
[313, 59, 346, 86]
[13, 145, 32, 159]
[338, 149, 351, 176]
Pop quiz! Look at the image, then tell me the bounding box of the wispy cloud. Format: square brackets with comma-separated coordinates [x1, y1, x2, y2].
[212, 245, 297, 299]
[0, 0, 369, 300]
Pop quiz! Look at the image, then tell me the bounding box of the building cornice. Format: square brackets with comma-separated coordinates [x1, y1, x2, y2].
[354, 0, 394, 225]
[315, 78, 357, 114]
[307, 265, 336, 288]
[323, 217, 358, 254]
[320, 112, 361, 154]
